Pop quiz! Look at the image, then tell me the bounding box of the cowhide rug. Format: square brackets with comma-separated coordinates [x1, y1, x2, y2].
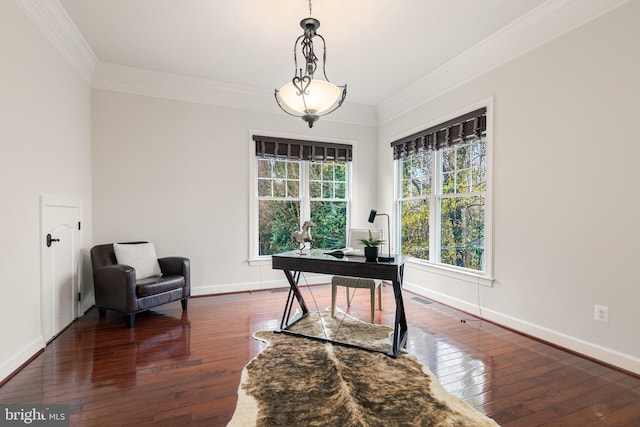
[228, 310, 499, 426]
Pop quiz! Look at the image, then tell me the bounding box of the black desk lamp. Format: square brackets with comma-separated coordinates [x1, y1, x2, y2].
[368, 209, 394, 262]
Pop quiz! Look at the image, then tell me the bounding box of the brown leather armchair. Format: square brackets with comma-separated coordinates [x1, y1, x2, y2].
[90, 242, 190, 328]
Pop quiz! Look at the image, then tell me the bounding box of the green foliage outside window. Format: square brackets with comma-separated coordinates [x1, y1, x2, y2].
[258, 159, 348, 256]
[399, 137, 486, 271]
[311, 201, 347, 249]
[400, 151, 431, 260]
[258, 200, 299, 255]
[440, 196, 484, 270]
[401, 199, 429, 260]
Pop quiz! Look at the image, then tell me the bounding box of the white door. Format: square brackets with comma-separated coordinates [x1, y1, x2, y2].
[41, 196, 81, 343]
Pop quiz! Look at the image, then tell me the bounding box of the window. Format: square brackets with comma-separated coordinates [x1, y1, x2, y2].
[257, 158, 301, 255]
[253, 135, 351, 257]
[308, 161, 348, 249]
[393, 107, 488, 272]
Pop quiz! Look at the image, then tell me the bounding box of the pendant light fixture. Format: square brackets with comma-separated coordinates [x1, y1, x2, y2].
[274, 0, 347, 128]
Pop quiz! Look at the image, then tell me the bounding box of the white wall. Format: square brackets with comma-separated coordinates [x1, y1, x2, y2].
[378, 1, 640, 373]
[91, 90, 377, 294]
[0, 1, 92, 381]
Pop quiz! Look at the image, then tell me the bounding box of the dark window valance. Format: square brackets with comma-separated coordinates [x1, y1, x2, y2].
[390, 107, 487, 160]
[253, 135, 352, 162]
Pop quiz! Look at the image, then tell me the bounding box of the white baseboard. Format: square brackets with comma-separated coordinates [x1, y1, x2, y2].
[1, 336, 44, 383]
[404, 281, 640, 375]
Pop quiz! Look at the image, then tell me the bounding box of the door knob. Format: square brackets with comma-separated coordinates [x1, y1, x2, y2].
[46, 234, 60, 247]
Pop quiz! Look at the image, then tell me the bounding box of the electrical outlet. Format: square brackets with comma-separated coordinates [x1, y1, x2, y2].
[594, 305, 609, 323]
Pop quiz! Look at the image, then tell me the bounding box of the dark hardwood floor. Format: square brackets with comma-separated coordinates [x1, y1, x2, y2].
[2, 284, 639, 426]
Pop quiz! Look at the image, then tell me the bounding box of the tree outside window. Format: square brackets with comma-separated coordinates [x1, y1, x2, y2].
[439, 141, 486, 270]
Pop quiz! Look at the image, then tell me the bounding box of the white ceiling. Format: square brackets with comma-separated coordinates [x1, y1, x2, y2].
[57, 0, 547, 107]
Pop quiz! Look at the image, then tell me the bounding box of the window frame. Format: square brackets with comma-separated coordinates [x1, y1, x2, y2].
[249, 133, 353, 265]
[393, 99, 494, 285]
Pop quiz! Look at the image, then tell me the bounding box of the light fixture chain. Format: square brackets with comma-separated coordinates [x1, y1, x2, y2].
[308, 0, 312, 16]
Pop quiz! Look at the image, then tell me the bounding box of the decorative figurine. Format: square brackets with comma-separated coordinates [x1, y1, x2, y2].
[291, 220, 316, 253]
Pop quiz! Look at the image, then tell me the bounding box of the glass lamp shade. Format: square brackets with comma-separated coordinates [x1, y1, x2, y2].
[277, 79, 341, 115]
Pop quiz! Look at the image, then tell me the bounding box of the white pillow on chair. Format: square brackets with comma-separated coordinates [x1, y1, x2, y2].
[113, 242, 162, 280]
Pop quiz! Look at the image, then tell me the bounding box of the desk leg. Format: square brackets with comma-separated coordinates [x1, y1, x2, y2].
[389, 264, 408, 357]
[279, 270, 309, 330]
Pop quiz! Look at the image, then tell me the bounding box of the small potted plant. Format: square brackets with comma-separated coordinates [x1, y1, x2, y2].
[359, 230, 385, 262]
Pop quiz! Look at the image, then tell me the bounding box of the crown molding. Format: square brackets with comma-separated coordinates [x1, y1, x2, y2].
[92, 62, 377, 127]
[376, 0, 630, 124]
[12, 0, 375, 124]
[17, 0, 626, 127]
[92, 62, 274, 111]
[14, 0, 97, 83]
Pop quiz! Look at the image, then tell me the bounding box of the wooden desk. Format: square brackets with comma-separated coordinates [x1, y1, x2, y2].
[271, 249, 407, 357]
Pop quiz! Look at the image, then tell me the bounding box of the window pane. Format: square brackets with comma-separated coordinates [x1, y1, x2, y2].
[322, 182, 332, 199]
[401, 152, 431, 198]
[471, 138, 486, 192]
[442, 171, 455, 194]
[258, 200, 300, 255]
[322, 163, 334, 180]
[400, 199, 429, 259]
[273, 160, 287, 179]
[273, 179, 286, 197]
[335, 182, 345, 198]
[310, 201, 347, 249]
[472, 170, 485, 192]
[309, 163, 321, 180]
[456, 169, 470, 193]
[456, 145, 470, 170]
[288, 162, 299, 179]
[440, 196, 484, 270]
[287, 180, 299, 197]
[257, 159, 272, 178]
[442, 149, 455, 173]
[310, 181, 321, 198]
[258, 179, 271, 197]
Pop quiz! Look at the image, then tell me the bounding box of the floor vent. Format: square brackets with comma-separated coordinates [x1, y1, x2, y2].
[411, 296, 433, 305]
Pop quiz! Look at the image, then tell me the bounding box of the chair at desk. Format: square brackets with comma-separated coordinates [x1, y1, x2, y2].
[331, 228, 384, 324]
